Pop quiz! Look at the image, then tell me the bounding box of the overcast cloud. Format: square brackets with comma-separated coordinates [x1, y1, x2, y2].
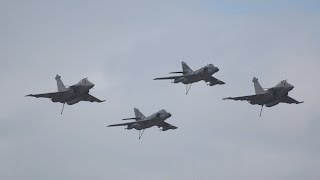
[1, 0, 320, 180]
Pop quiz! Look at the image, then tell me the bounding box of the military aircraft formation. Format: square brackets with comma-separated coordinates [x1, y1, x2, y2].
[26, 61, 303, 139]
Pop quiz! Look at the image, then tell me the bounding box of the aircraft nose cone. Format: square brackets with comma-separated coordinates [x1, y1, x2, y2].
[168, 113, 172, 118]
[90, 84, 95, 88]
[215, 67, 219, 72]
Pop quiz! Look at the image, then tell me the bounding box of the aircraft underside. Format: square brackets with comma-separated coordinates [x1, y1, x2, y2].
[51, 92, 87, 105]
[250, 93, 289, 107]
[177, 76, 205, 84]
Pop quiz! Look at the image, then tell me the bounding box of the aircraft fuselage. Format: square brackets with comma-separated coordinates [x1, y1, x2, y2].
[128, 110, 172, 130]
[174, 66, 219, 84]
[250, 85, 294, 107]
[51, 84, 94, 105]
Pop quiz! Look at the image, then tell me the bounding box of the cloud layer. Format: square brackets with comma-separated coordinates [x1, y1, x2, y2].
[1, 1, 320, 180]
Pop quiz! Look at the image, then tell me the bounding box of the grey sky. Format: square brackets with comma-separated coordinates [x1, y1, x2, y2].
[1, 0, 320, 180]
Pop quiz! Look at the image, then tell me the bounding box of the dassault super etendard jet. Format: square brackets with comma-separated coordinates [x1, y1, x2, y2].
[26, 75, 105, 114]
[154, 61, 225, 95]
[223, 77, 303, 116]
[107, 108, 177, 139]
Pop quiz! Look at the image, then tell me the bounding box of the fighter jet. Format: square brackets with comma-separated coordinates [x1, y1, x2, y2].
[223, 77, 303, 116]
[107, 108, 176, 139]
[26, 74, 105, 114]
[154, 61, 225, 95]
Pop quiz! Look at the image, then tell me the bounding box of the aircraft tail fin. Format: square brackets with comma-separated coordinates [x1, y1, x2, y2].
[134, 108, 146, 121]
[181, 61, 193, 74]
[55, 74, 67, 92]
[252, 77, 265, 94]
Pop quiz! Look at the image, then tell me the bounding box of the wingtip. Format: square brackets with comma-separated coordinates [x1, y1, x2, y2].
[223, 97, 231, 100]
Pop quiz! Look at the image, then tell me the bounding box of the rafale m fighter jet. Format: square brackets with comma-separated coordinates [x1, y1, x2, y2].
[154, 61, 225, 95]
[223, 77, 303, 116]
[107, 108, 176, 139]
[26, 75, 105, 114]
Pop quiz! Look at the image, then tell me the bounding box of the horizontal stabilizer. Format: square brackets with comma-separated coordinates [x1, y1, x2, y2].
[153, 77, 175, 80]
[107, 122, 134, 127]
[223, 97, 233, 100]
[122, 118, 138, 120]
[153, 75, 184, 80]
[169, 71, 184, 74]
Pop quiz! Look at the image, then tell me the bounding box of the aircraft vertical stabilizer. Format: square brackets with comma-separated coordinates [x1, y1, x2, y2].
[181, 61, 193, 74]
[134, 108, 146, 121]
[252, 77, 265, 94]
[55, 74, 67, 92]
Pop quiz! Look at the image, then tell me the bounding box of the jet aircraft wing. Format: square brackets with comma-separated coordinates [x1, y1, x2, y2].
[82, 94, 105, 103]
[157, 122, 177, 131]
[223, 93, 267, 102]
[26, 90, 70, 99]
[281, 96, 303, 104]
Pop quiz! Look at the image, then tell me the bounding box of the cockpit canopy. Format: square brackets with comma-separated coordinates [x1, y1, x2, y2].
[275, 80, 294, 89]
[76, 78, 94, 87]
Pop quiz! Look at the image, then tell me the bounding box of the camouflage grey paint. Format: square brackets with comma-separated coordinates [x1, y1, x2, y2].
[108, 108, 176, 132]
[154, 61, 225, 86]
[223, 77, 303, 116]
[26, 75, 105, 111]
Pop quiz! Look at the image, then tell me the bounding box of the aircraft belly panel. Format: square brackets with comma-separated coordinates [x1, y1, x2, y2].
[138, 122, 154, 130]
[51, 91, 75, 103]
[250, 93, 274, 105]
[187, 75, 202, 83]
